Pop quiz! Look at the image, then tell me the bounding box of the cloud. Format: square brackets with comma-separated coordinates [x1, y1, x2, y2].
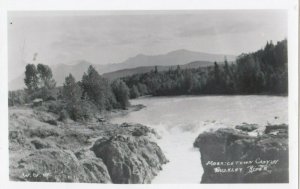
[178, 22, 262, 38]
[50, 15, 176, 52]
[51, 30, 100, 49]
[8, 10, 287, 81]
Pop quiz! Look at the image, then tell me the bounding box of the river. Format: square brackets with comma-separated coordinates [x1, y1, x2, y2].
[110, 95, 288, 183]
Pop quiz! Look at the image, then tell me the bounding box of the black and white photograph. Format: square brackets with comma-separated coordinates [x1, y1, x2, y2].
[1, 1, 298, 187]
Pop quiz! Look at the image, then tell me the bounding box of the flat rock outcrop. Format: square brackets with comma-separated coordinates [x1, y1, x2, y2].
[194, 124, 288, 183]
[235, 123, 258, 132]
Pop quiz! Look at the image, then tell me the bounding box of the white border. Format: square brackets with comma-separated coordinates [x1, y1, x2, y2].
[0, 0, 298, 189]
[0, 0, 294, 10]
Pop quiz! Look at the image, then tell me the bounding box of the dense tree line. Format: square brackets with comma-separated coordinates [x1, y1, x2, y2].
[9, 64, 130, 121]
[122, 39, 288, 97]
[61, 65, 130, 120]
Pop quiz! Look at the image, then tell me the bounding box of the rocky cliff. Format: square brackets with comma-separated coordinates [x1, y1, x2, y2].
[193, 124, 288, 183]
[9, 108, 168, 183]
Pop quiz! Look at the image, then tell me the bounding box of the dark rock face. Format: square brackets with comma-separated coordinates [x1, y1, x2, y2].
[235, 123, 258, 132]
[194, 124, 288, 183]
[91, 123, 168, 184]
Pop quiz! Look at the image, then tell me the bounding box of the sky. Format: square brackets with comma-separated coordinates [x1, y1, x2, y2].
[8, 10, 287, 81]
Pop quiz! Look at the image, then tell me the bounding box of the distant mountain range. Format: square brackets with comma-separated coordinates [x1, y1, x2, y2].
[102, 60, 219, 80]
[9, 49, 236, 90]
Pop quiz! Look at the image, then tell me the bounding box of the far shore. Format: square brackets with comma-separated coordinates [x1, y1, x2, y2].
[128, 93, 288, 101]
[104, 104, 146, 121]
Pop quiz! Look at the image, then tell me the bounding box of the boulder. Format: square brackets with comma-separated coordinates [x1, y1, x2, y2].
[194, 125, 288, 183]
[31, 139, 50, 149]
[91, 124, 168, 184]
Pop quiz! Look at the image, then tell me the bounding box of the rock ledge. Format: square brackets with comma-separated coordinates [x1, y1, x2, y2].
[193, 124, 288, 183]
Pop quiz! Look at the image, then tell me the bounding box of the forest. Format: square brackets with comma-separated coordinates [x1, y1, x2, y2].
[9, 64, 130, 121]
[123, 39, 288, 98]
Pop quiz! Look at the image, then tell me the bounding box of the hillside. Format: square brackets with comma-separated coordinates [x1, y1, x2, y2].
[102, 60, 216, 80]
[100, 49, 235, 73]
[121, 40, 288, 97]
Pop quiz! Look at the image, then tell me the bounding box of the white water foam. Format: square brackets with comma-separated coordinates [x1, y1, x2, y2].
[110, 95, 288, 183]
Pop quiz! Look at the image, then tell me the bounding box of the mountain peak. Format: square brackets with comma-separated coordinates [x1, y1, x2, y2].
[167, 49, 198, 55]
[169, 49, 190, 53]
[9, 49, 236, 90]
[135, 53, 146, 57]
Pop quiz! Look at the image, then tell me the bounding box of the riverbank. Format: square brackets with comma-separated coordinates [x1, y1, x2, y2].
[9, 106, 167, 183]
[104, 104, 146, 120]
